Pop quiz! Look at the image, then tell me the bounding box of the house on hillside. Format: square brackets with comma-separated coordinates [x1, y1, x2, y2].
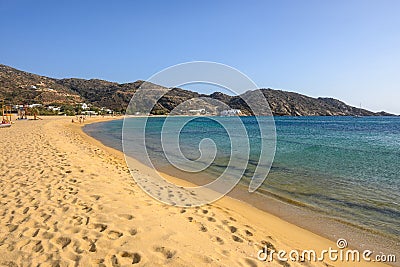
[47, 106, 61, 112]
[82, 110, 98, 116]
[100, 107, 113, 114]
[220, 109, 242, 116]
[28, 104, 42, 108]
[188, 108, 206, 115]
[80, 103, 89, 110]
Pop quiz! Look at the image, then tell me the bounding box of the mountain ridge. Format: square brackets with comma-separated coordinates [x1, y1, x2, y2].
[0, 64, 395, 116]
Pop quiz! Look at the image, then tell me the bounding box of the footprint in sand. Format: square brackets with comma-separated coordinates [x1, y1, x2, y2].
[111, 255, 120, 267]
[214, 236, 224, 245]
[73, 240, 84, 254]
[207, 217, 216, 222]
[229, 225, 237, 233]
[129, 228, 138, 236]
[107, 230, 123, 240]
[199, 224, 207, 232]
[7, 224, 18, 232]
[260, 240, 276, 250]
[232, 235, 243, 243]
[56, 236, 72, 249]
[82, 236, 97, 252]
[33, 241, 44, 253]
[91, 195, 101, 201]
[42, 231, 54, 239]
[244, 229, 253, 236]
[71, 215, 83, 225]
[154, 246, 176, 259]
[7, 242, 15, 252]
[118, 214, 134, 220]
[89, 242, 96, 252]
[120, 251, 141, 264]
[22, 207, 29, 214]
[93, 223, 107, 232]
[42, 213, 52, 223]
[32, 229, 40, 237]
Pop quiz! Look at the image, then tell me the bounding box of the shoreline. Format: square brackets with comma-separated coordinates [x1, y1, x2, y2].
[79, 116, 397, 266]
[0, 115, 394, 266]
[83, 117, 399, 257]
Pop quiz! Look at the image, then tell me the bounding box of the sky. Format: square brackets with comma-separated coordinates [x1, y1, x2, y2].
[1, 0, 399, 114]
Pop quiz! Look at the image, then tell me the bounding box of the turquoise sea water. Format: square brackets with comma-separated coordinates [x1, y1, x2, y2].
[84, 116, 400, 241]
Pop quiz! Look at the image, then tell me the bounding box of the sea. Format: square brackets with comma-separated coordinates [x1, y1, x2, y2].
[84, 116, 400, 248]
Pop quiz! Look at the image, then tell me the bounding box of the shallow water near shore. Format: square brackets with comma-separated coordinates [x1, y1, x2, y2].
[84, 116, 400, 247]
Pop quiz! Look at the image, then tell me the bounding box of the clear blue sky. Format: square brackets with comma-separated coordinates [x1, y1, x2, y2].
[1, 0, 399, 113]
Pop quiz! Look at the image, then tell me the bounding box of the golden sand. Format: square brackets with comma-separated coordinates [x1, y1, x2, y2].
[0, 116, 389, 266]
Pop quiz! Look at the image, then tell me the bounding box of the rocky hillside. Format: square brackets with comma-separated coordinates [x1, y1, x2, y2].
[138, 86, 390, 116]
[57, 78, 141, 112]
[0, 64, 395, 116]
[0, 64, 81, 105]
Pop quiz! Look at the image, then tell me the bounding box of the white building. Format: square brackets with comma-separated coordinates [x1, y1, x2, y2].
[188, 108, 206, 115]
[82, 110, 98, 115]
[28, 104, 42, 108]
[100, 107, 113, 114]
[80, 103, 89, 110]
[47, 106, 61, 112]
[220, 109, 242, 116]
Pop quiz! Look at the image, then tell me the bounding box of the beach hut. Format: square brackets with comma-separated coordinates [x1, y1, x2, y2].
[1, 100, 12, 127]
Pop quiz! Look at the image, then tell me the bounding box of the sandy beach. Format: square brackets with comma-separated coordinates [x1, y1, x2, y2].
[0, 116, 391, 267]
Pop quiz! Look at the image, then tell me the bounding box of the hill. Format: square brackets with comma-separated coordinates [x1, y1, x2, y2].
[0, 64, 81, 105]
[0, 64, 395, 116]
